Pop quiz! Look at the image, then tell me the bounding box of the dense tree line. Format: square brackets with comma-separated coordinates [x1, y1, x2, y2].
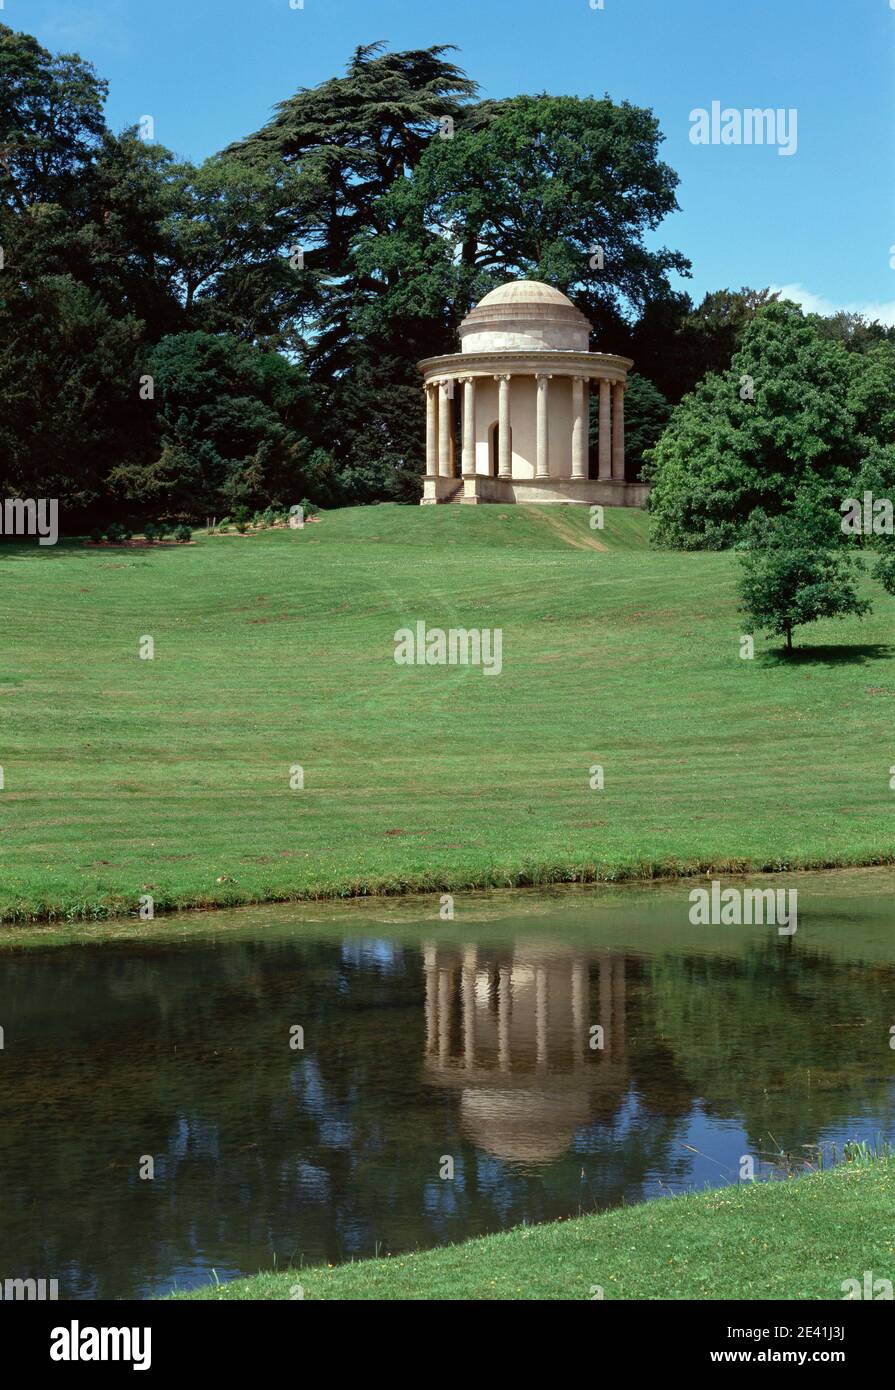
[642, 298, 895, 647]
[2, 26, 891, 534]
[646, 301, 895, 549]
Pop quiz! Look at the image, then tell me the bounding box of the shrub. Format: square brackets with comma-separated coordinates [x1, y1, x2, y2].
[144, 523, 159, 543]
[737, 506, 871, 651]
[106, 522, 126, 544]
[89, 527, 105, 544]
[173, 524, 192, 543]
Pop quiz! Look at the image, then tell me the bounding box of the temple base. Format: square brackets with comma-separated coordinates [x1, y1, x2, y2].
[420, 476, 465, 504]
[422, 476, 650, 508]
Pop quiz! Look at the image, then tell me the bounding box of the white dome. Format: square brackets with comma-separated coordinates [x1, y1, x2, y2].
[475, 281, 578, 309]
[459, 279, 592, 354]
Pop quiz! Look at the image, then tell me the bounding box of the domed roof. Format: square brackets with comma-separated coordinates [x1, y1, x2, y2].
[460, 1088, 590, 1164]
[459, 278, 592, 355]
[476, 280, 577, 309]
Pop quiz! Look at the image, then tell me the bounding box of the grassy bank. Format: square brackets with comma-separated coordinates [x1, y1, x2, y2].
[3, 504, 895, 924]
[173, 1158, 895, 1300]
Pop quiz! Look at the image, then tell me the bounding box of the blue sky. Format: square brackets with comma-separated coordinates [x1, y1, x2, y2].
[11, 0, 895, 322]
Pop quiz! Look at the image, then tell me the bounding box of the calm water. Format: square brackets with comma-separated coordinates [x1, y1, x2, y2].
[2, 869, 895, 1299]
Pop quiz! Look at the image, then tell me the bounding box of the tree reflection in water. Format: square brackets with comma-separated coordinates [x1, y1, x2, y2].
[2, 887, 894, 1298]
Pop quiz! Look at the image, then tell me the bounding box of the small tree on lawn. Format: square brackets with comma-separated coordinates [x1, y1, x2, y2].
[738, 509, 871, 653]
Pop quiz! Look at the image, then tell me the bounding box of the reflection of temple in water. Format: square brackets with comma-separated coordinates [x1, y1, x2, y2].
[422, 943, 628, 1164]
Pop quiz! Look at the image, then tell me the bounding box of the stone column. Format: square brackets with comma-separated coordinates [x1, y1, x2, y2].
[535, 374, 550, 479]
[437, 968, 450, 1064]
[461, 947, 476, 1068]
[461, 376, 476, 477]
[423, 945, 437, 1053]
[611, 381, 625, 480]
[535, 966, 548, 1070]
[425, 383, 438, 477]
[571, 376, 587, 479]
[571, 960, 586, 1069]
[497, 374, 512, 478]
[497, 966, 511, 1072]
[438, 379, 453, 478]
[598, 378, 611, 480]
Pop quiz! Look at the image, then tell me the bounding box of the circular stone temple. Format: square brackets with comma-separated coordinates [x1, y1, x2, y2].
[417, 279, 647, 507]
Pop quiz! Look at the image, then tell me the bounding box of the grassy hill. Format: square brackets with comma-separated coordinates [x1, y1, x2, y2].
[2, 504, 895, 923]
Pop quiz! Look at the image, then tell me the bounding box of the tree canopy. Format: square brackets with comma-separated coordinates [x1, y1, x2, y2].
[645, 302, 895, 549]
[3, 25, 892, 531]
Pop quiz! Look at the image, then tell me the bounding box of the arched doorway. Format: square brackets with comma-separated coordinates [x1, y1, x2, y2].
[488, 421, 512, 477]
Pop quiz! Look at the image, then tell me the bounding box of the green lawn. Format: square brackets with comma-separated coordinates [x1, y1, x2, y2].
[172, 1158, 895, 1300]
[2, 503, 895, 923]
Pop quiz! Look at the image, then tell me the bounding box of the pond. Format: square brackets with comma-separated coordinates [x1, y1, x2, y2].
[2, 867, 894, 1299]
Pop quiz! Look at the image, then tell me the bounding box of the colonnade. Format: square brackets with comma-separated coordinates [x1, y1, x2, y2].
[423, 372, 626, 481]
